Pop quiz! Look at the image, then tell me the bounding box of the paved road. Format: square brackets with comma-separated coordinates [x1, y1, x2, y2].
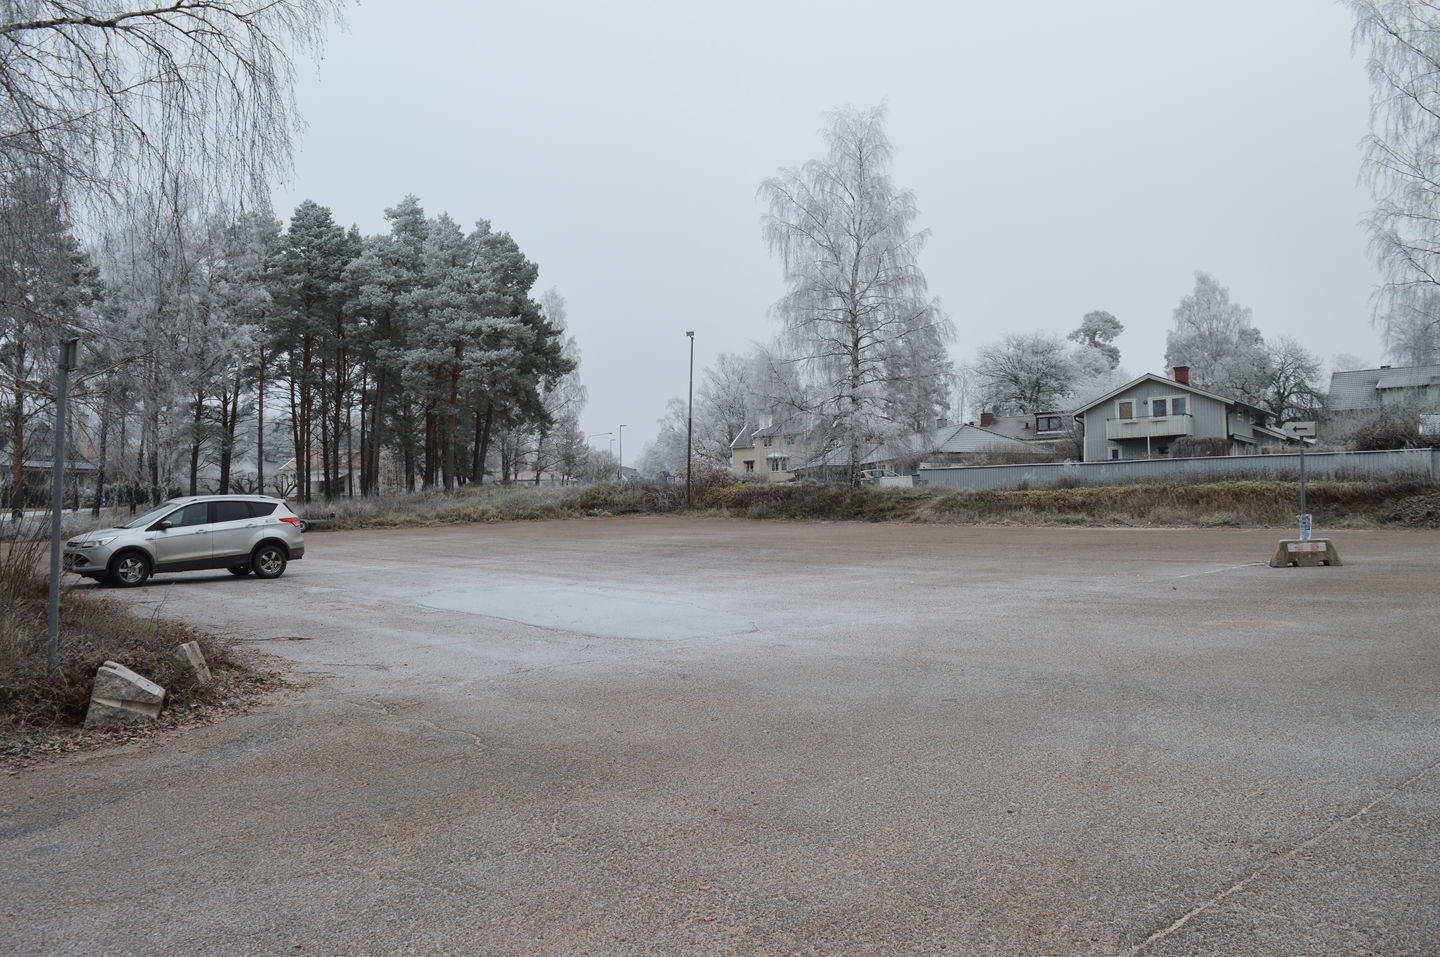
[4, 518, 1437, 956]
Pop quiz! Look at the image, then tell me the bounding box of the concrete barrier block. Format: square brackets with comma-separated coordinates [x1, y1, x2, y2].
[1269, 539, 1342, 568]
[85, 661, 166, 727]
[174, 641, 212, 683]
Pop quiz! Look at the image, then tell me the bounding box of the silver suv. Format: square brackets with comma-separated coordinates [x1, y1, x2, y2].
[64, 495, 306, 587]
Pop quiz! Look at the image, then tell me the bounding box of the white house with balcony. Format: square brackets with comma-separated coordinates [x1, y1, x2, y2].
[1071, 367, 1290, 461]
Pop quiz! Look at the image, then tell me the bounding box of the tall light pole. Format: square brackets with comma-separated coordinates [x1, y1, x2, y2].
[618, 424, 627, 479]
[686, 331, 695, 507]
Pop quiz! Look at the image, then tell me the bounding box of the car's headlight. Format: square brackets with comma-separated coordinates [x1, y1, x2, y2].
[78, 537, 116, 548]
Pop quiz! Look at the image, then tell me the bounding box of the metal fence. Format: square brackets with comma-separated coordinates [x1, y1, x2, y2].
[915, 448, 1440, 492]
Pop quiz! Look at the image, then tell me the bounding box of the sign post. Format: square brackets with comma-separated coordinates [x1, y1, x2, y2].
[1290, 422, 1316, 538]
[1268, 422, 1339, 567]
[47, 338, 80, 676]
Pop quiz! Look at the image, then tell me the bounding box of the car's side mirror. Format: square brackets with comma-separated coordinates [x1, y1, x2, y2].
[155, 520, 173, 531]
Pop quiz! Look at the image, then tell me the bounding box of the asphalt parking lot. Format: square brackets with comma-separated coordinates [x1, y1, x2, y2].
[3, 517, 1437, 956]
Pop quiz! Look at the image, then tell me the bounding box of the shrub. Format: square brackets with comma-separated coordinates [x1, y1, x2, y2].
[1172, 436, 1231, 457]
[1348, 415, 1439, 451]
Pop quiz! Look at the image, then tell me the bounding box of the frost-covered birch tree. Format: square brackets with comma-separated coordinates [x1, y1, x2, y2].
[759, 105, 951, 485]
[1163, 272, 1271, 403]
[1350, 0, 1440, 364]
[528, 289, 586, 484]
[1, 1, 344, 214]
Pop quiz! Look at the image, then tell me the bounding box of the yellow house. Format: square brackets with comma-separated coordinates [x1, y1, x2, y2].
[728, 420, 812, 482]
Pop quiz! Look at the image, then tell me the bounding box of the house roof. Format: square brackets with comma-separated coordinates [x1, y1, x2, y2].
[972, 413, 1073, 442]
[1376, 368, 1439, 389]
[1329, 363, 1440, 411]
[730, 420, 805, 450]
[797, 441, 894, 471]
[933, 424, 1036, 455]
[1071, 372, 1263, 419]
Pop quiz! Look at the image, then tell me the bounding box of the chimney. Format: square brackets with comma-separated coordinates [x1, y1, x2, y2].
[980, 411, 995, 428]
[1172, 366, 1190, 385]
[935, 417, 949, 430]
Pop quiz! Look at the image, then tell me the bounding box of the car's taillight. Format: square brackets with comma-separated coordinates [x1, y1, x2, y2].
[279, 516, 301, 525]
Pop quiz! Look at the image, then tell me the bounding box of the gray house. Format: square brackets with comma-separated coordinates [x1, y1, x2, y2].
[1072, 367, 1289, 462]
[1329, 363, 1440, 412]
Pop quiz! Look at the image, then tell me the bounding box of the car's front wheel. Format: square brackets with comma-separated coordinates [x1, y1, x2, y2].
[251, 544, 288, 580]
[110, 552, 151, 588]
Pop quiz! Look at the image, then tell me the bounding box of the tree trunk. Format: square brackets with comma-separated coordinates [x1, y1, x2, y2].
[300, 335, 313, 503]
[849, 322, 863, 487]
[288, 372, 302, 501]
[344, 364, 355, 498]
[366, 365, 387, 496]
[319, 353, 333, 500]
[421, 402, 434, 489]
[257, 340, 266, 496]
[8, 377, 24, 518]
[92, 387, 110, 517]
[218, 369, 239, 494]
[188, 388, 204, 495]
[474, 401, 493, 486]
[443, 354, 460, 492]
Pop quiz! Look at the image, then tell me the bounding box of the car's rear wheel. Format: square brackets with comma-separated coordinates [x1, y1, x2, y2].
[251, 544, 287, 580]
[110, 552, 151, 588]
[227, 564, 251, 576]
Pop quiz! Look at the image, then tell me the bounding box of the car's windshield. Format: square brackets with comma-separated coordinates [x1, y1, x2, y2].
[117, 501, 182, 530]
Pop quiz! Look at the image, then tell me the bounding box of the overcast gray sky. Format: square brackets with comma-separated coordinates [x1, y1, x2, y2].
[274, 0, 1381, 460]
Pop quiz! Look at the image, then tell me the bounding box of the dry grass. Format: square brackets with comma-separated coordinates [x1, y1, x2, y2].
[303, 477, 1440, 531]
[0, 512, 261, 750]
[698, 479, 1440, 528]
[319, 481, 691, 529]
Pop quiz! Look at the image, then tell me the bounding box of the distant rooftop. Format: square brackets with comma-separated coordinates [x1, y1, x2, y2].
[1329, 363, 1440, 412]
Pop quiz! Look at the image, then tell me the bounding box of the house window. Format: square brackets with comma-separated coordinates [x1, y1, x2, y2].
[762, 436, 773, 448]
[1152, 396, 1188, 417]
[784, 433, 795, 444]
[1117, 400, 1135, 419]
[743, 460, 755, 473]
[769, 457, 788, 472]
[1109, 448, 1121, 460]
[1036, 415, 1064, 432]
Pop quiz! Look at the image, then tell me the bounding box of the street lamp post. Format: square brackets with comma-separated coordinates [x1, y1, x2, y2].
[618, 424, 626, 479]
[686, 331, 695, 507]
[586, 432, 611, 483]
